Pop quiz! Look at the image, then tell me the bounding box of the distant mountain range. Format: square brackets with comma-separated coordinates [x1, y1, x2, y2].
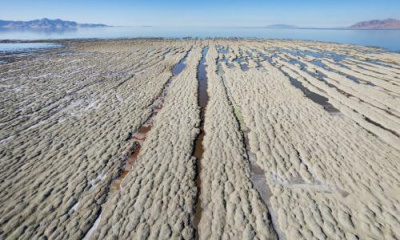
[266, 18, 400, 30]
[349, 18, 400, 29]
[0, 18, 109, 30]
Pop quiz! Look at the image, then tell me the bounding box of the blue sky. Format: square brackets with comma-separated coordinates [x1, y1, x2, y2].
[1, 0, 400, 27]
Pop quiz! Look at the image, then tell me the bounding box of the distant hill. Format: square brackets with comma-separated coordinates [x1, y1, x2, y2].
[0, 18, 109, 30]
[265, 24, 298, 29]
[349, 18, 400, 29]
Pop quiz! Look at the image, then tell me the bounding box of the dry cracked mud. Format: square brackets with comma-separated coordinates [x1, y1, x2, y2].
[1, 39, 400, 240]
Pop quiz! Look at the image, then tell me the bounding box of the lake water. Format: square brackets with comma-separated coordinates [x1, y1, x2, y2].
[0, 27, 400, 52]
[0, 43, 61, 52]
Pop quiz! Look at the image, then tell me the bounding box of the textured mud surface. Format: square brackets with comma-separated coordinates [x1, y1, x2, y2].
[1, 39, 400, 240]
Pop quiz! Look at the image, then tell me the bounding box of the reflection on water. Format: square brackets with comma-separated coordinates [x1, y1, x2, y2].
[0, 27, 399, 52]
[0, 42, 61, 52]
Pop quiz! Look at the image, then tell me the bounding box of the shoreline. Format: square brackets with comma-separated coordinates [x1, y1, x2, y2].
[0, 37, 398, 53]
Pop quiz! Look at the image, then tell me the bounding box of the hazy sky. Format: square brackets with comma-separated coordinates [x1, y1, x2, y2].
[1, 0, 400, 27]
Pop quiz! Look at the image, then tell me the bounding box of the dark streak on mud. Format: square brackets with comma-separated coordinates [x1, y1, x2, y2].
[81, 48, 191, 240]
[365, 117, 400, 138]
[274, 63, 341, 114]
[111, 48, 191, 192]
[216, 56, 283, 240]
[193, 47, 209, 239]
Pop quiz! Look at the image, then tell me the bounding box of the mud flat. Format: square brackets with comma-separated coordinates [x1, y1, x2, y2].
[196, 45, 278, 239]
[1, 39, 400, 240]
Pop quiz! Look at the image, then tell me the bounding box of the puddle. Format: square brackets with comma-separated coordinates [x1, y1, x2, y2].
[311, 59, 327, 69]
[258, 50, 277, 64]
[288, 76, 340, 113]
[254, 60, 265, 71]
[240, 63, 250, 71]
[216, 46, 234, 68]
[346, 75, 360, 84]
[364, 58, 400, 69]
[324, 51, 347, 62]
[309, 61, 390, 91]
[193, 47, 209, 238]
[304, 68, 355, 99]
[289, 59, 307, 70]
[197, 47, 209, 111]
[324, 68, 362, 85]
[232, 57, 249, 71]
[310, 60, 364, 85]
[311, 59, 353, 77]
[281, 48, 346, 62]
[274, 61, 340, 114]
[172, 48, 191, 75]
[216, 46, 230, 54]
[222, 57, 235, 68]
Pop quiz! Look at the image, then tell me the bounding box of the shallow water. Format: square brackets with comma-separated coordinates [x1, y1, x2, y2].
[0, 42, 60, 52]
[287, 73, 340, 113]
[172, 49, 191, 75]
[1, 27, 400, 51]
[197, 48, 209, 109]
[193, 47, 209, 237]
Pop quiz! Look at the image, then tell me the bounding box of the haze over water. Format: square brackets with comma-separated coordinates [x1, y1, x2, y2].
[1, 27, 400, 52]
